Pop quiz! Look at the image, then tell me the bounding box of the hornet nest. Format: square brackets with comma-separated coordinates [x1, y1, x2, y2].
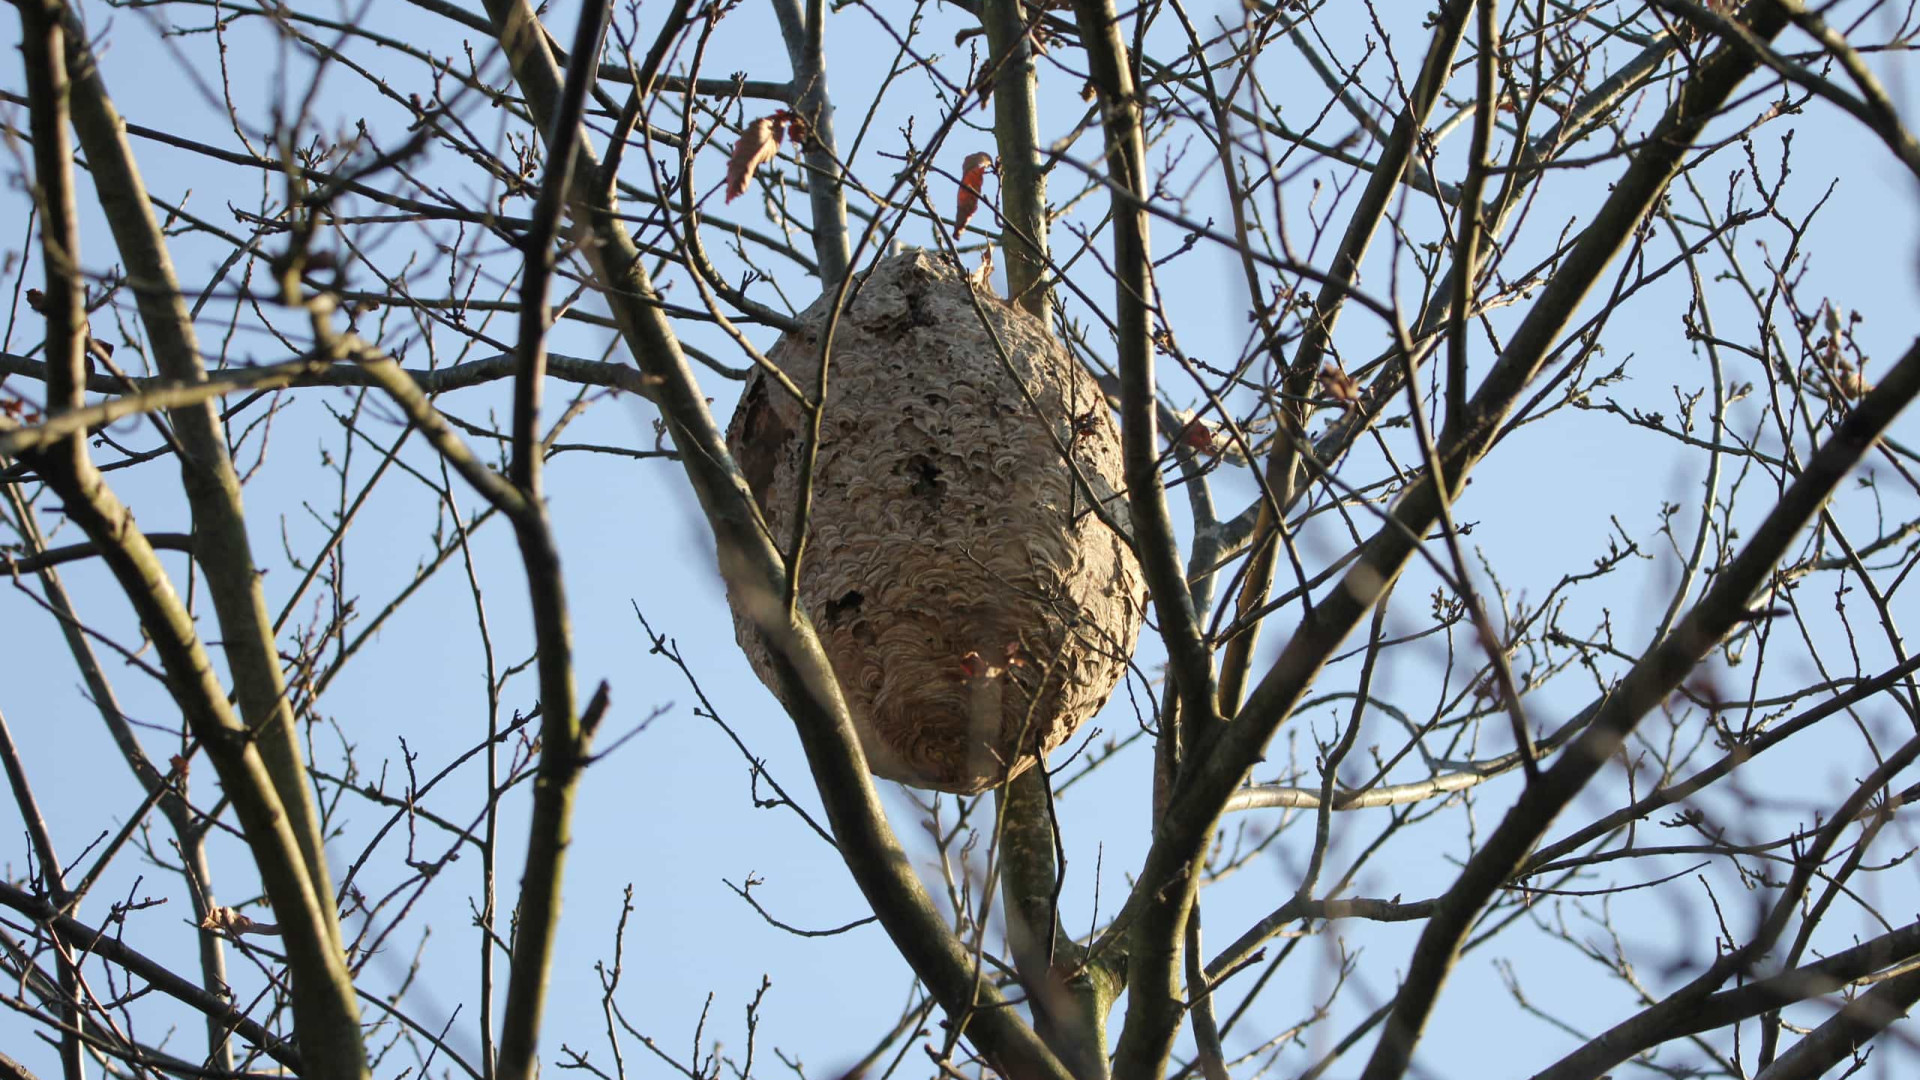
[725, 249, 1144, 793]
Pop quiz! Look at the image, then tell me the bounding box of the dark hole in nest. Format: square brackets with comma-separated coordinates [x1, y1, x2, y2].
[906, 454, 943, 499]
[736, 377, 790, 518]
[903, 279, 938, 327]
[824, 589, 864, 623]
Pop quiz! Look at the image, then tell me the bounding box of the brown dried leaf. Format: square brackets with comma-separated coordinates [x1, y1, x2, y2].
[1318, 363, 1362, 410]
[968, 244, 995, 293]
[957, 651, 1005, 680]
[727, 115, 786, 203]
[1834, 368, 1874, 399]
[955, 152, 995, 235]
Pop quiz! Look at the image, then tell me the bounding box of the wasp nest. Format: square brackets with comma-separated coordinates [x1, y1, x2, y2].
[725, 250, 1144, 793]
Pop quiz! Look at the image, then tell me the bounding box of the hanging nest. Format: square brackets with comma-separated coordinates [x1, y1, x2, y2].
[725, 249, 1144, 794]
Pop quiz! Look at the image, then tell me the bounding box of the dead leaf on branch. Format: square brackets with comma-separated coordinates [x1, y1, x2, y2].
[955, 152, 996, 235]
[956, 651, 1001, 680]
[1171, 410, 1254, 467]
[968, 244, 995, 293]
[1319, 362, 1362, 412]
[1176, 414, 1219, 455]
[727, 111, 800, 203]
[973, 68, 995, 109]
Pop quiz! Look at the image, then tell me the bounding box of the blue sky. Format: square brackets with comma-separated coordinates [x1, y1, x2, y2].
[2, 2, 1919, 1078]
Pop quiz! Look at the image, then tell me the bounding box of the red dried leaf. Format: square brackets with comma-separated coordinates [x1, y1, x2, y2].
[726, 115, 786, 203]
[779, 109, 807, 143]
[1176, 414, 1218, 455]
[1173, 411, 1257, 467]
[955, 152, 995, 235]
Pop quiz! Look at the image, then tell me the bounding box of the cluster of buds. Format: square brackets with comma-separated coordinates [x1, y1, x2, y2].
[1809, 301, 1872, 400]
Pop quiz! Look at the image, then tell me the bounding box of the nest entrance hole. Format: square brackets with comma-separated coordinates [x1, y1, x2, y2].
[824, 589, 864, 622]
[906, 455, 943, 501]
